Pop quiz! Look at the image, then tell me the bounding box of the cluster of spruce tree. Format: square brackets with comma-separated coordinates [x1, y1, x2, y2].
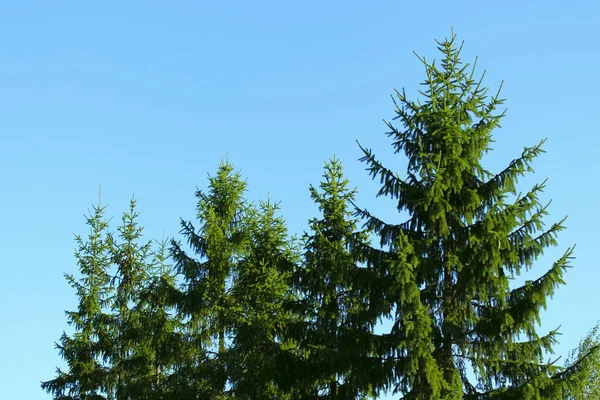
[42, 33, 598, 399]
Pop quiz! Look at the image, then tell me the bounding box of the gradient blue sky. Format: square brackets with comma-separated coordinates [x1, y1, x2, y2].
[1, 1, 598, 398]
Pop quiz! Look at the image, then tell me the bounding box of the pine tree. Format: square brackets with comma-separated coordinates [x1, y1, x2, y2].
[170, 160, 249, 398]
[355, 31, 594, 399]
[42, 200, 114, 399]
[295, 157, 377, 399]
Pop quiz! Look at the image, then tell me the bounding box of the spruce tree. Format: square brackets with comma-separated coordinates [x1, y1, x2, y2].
[42, 200, 114, 399]
[170, 160, 249, 398]
[136, 237, 183, 399]
[295, 157, 376, 399]
[105, 198, 154, 398]
[105, 198, 179, 399]
[228, 200, 299, 399]
[564, 323, 600, 399]
[355, 32, 594, 399]
[42, 198, 175, 399]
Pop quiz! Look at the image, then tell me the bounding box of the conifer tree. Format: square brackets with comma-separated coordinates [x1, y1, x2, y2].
[565, 323, 600, 399]
[42, 200, 115, 399]
[105, 198, 154, 398]
[170, 160, 249, 398]
[42, 198, 176, 400]
[105, 198, 179, 399]
[137, 237, 183, 399]
[355, 32, 595, 399]
[296, 157, 376, 399]
[228, 200, 299, 399]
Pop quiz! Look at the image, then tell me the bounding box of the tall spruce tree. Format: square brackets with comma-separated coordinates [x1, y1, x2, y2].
[42, 200, 115, 399]
[355, 32, 595, 399]
[105, 198, 179, 399]
[137, 237, 183, 399]
[296, 157, 376, 399]
[228, 200, 299, 399]
[105, 198, 154, 399]
[170, 160, 249, 398]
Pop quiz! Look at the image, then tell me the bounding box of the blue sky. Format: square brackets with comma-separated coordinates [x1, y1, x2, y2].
[1, 1, 598, 398]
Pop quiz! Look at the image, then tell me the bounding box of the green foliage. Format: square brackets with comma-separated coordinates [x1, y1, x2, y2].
[169, 160, 250, 398]
[294, 157, 377, 399]
[42, 198, 179, 400]
[356, 31, 582, 399]
[228, 200, 299, 399]
[43, 32, 588, 400]
[108, 199, 182, 399]
[564, 323, 600, 399]
[169, 160, 301, 398]
[42, 201, 114, 399]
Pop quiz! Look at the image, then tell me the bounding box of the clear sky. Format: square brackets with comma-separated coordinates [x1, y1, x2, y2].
[1, 1, 598, 398]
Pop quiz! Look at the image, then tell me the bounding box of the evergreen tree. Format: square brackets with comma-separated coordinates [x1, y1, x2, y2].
[105, 198, 179, 399]
[170, 160, 249, 398]
[136, 236, 183, 399]
[295, 157, 377, 399]
[355, 32, 595, 399]
[565, 322, 600, 399]
[228, 200, 299, 399]
[43, 33, 598, 400]
[42, 198, 175, 400]
[42, 200, 115, 399]
[105, 198, 154, 398]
